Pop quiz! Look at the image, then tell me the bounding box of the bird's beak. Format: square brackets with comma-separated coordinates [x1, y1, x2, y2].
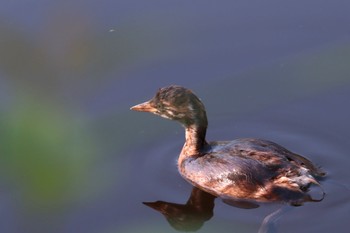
[130, 101, 157, 113]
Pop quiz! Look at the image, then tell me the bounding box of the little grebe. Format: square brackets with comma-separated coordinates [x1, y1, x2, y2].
[131, 85, 325, 205]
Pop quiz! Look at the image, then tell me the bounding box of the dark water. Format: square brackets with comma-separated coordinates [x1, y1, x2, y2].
[0, 1, 350, 233]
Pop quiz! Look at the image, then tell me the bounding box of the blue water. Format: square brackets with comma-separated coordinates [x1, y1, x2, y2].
[0, 1, 350, 232]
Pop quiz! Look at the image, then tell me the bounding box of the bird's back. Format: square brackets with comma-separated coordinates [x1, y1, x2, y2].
[179, 138, 324, 203]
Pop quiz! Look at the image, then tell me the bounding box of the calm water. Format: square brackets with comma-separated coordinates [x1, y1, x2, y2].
[0, 1, 350, 233]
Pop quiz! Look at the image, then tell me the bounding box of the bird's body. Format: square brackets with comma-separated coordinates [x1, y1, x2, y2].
[131, 85, 325, 205]
[180, 138, 323, 203]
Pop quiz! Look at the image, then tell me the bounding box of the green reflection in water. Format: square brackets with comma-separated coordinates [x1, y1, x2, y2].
[0, 98, 95, 209]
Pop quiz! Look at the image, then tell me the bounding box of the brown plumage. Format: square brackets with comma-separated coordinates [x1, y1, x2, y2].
[131, 85, 325, 205]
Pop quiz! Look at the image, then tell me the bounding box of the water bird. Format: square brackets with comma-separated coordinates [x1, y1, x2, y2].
[131, 85, 325, 205]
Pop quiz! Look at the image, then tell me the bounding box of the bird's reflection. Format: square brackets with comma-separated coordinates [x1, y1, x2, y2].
[143, 187, 260, 232]
[143, 186, 324, 232]
[143, 187, 215, 232]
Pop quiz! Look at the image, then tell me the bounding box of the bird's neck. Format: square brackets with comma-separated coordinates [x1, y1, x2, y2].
[178, 103, 209, 164]
[186, 125, 207, 152]
[179, 122, 208, 164]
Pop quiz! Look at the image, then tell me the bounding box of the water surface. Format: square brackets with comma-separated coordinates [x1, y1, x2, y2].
[0, 1, 350, 233]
